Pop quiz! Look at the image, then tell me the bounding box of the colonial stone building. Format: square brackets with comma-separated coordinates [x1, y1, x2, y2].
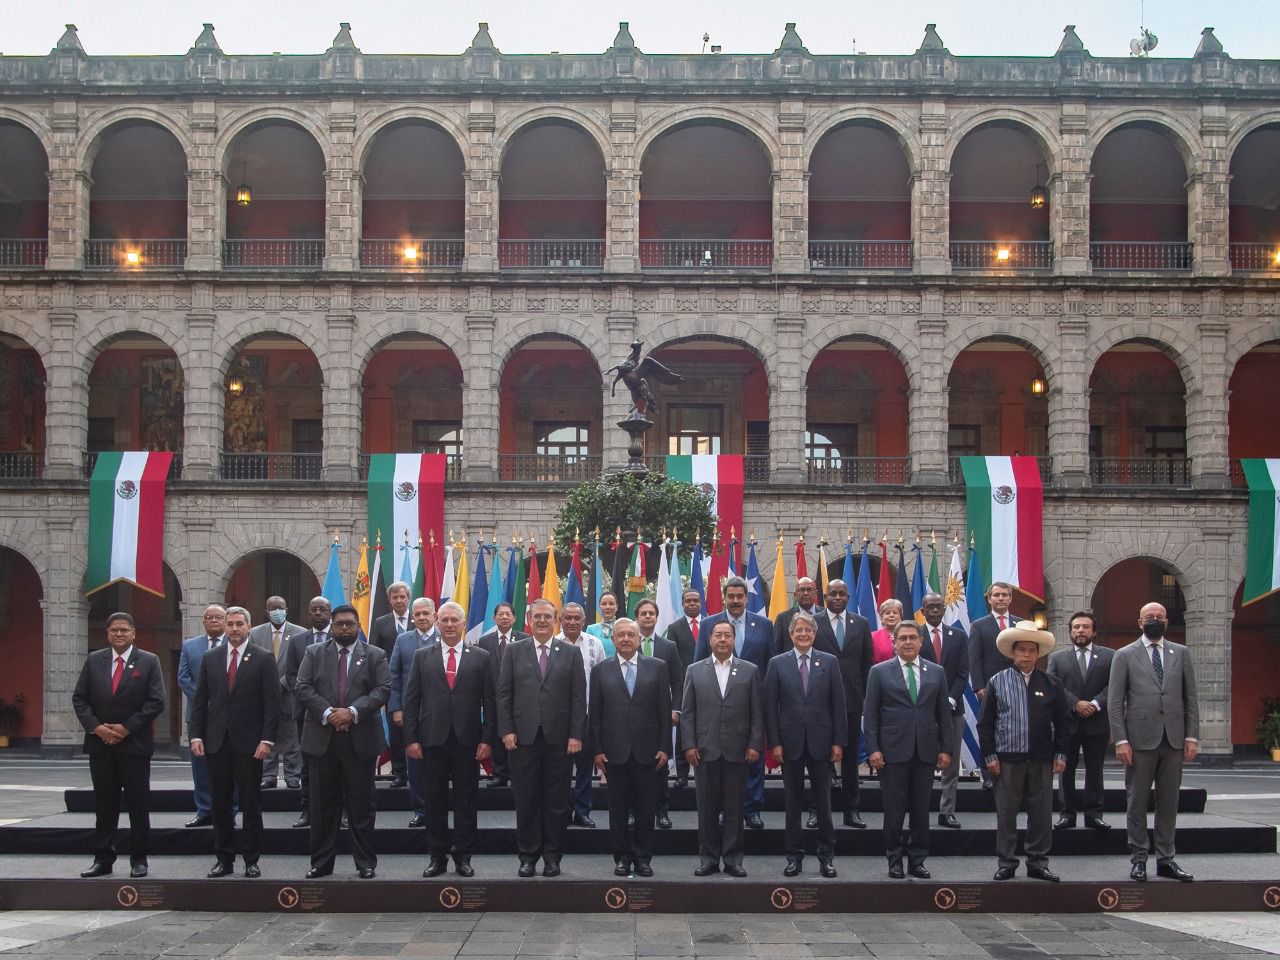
[1, 20, 1278, 756]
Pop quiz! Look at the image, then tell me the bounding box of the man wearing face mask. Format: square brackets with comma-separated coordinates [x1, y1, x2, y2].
[1108, 601, 1199, 883]
[249, 596, 307, 789]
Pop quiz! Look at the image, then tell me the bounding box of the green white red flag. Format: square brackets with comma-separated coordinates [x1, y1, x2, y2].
[959, 455, 1044, 600]
[85, 451, 173, 596]
[366, 454, 446, 591]
[1242, 459, 1280, 605]
[666, 454, 744, 569]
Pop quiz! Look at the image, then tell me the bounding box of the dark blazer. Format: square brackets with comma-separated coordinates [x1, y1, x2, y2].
[920, 621, 971, 717]
[190, 641, 281, 756]
[978, 668, 1073, 763]
[402, 641, 495, 748]
[1047, 644, 1114, 736]
[968, 612, 1014, 692]
[496, 637, 587, 746]
[73, 647, 167, 757]
[664, 617, 699, 670]
[643, 634, 685, 713]
[764, 649, 848, 759]
[369, 611, 410, 657]
[863, 656, 952, 765]
[678, 657, 765, 762]
[811, 608, 875, 716]
[589, 656, 673, 764]
[388, 628, 437, 712]
[282, 628, 328, 707]
[693, 611, 774, 674]
[477, 628, 531, 673]
[774, 606, 824, 654]
[295, 639, 391, 760]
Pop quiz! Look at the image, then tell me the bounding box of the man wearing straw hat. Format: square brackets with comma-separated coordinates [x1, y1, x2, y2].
[978, 620, 1072, 883]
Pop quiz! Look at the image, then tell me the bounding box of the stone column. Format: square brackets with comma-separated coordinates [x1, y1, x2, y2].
[1190, 526, 1233, 756]
[1053, 101, 1090, 275]
[42, 514, 87, 750]
[913, 99, 950, 275]
[181, 299, 217, 480]
[1049, 314, 1091, 487]
[910, 304, 949, 484]
[185, 100, 220, 271]
[1050, 524, 1093, 639]
[769, 311, 806, 482]
[1188, 311, 1230, 489]
[465, 100, 497, 272]
[323, 102, 358, 272]
[322, 310, 357, 481]
[1190, 104, 1230, 277]
[45, 100, 86, 271]
[773, 100, 807, 274]
[603, 307, 636, 469]
[605, 100, 640, 273]
[462, 309, 498, 481]
[43, 303, 84, 480]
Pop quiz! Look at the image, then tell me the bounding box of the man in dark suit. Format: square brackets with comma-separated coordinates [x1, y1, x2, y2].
[773, 577, 822, 654]
[295, 603, 391, 879]
[968, 581, 1016, 787]
[919, 591, 971, 829]
[765, 611, 847, 878]
[811, 579, 873, 828]
[403, 600, 494, 878]
[190, 606, 280, 878]
[476, 601, 530, 787]
[249, 596, 306, 790]
[177, 604, 226, 828]
[281, 597, 332, 828]
[369, 580, 413, 788]
[863, 620, 952, 879]
[663, 588, 702, 788]
[694, 576, 773, 829]
[389, 597, 437, 827]
[590, 617, 672, 877]
[1047, 609, 1114, 832]
[72, 612, 167, 878]
[633, 598, 685, 829]
[680, 620, 764, 877]
[496, 597, 587, 877]
[979, 621, 1072, 882]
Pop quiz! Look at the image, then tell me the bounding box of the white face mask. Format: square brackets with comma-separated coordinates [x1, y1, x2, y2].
[267, 609, 288, 627]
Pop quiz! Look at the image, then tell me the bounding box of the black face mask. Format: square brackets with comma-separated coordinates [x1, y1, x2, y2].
[1142, 620, 1166, 641]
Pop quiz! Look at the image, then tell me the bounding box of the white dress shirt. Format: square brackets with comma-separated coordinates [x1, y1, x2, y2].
[713, 655, 734, 696]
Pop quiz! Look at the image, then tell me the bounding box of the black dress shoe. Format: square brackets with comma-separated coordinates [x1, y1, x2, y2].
[783, 859, 802, 877]
[358, 867, 376, 879]
[1027, 866, 1060, 883]
[304, 867, 332, 879]
[744, 813, 764, 830]
[518, 861, 537, 878]
[888, 863, 905, 879]
[674, 776, 689, 789]
[570, 812, 596, 828]
[260, 777, 277, 789]
[542, 860, 561, 878]
[993, 865, 1016, 881]
[819, 861, 837, 879]
[340, 814, 349, 829]
[292, 813, 310, 829]
[724, 864, 747, 878]
[1054, 815, 1076, 830]
[489, 777, 509, 788]
[694, 863, 719, 877]
[407, 814, 427, 829]
[455, 861, 474, 878]
[390, 777, 408, 789]
[634, 862, 653, 877]
[185, 814, 212, 828]
[1130, 862, 1147, 882]
[938, 814, 962, 829]
[908, 864, 931, 880]
[80, 862, 112, 878]
[129, 862, 148, 878]
[806, 813, 819, 829]
[1085, 817, 1111, 831]
[244, 864, 261, 879]
[656, 813, 672, 830]
[843, 811, 866, 829]
[423, 859, 448, 878]
[831, 776, 844, 789]
[207, 862, 234, 878]
[614, 861, 631, 877]
[1156, 861, 1194, 882]
[285, 778, 301, 790]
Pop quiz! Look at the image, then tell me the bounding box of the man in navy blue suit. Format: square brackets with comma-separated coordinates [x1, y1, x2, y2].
[695, 576, 773, 829]
[177, 604, 227, 828]
[919, 591, 971, 829]
[389, 597, 438, 828]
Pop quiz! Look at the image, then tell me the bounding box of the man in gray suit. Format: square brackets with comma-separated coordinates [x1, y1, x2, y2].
[863, 620, 952, 879]
[680, 620, 764, 878]
[249, 596, 306, 789]
[1108, 601, 1199, 883]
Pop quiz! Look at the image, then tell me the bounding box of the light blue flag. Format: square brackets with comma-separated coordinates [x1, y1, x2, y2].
[842, 541, 856, 594]
[667, 536, 684, 616]
[690, 540, 706, 609]
[484, 542, 503, 632]
[966, 545, 989, 622]
[855, 542, 880, 629]
[592, 545, 607, 624]
[399, 539, 414, 587]
[322, 541, 346, 609]
[465, 543, 489, 644]
[744, 541, 767, 614]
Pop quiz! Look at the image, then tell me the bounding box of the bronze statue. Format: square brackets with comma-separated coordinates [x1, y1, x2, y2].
[605, 340, 684, 419]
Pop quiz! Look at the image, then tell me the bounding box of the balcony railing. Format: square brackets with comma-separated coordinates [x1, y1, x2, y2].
[84, 239, 186, 270]
[640, 240, 773, 270]
[499, 454, 602, 482]
[1229, 242, 1280, 273]
[1090, 457, 1190, 488]
[645, 454, 770, 483]
[0, 451, 42, 480]
[950, 240, 1053, 272]
[947, 456, 1054, 486]
[0, 239, 47, 269]
[219, 451, 322, 481]
[808, 240, 913, 272]
[82, 451, 183, 481]
[360, 239, 464, 269]
[222, 239, 324, 270]
[1230, 460, 1249, 488]
[359, 453, 463, 482]
[1090, 241, 1192, 272]
[498, 240, 604, 270]
[806, 457, 911, 486]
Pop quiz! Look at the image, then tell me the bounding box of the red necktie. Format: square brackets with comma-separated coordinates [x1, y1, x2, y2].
[338, 647, 349, 706]
[690, 618, 699, 641]
[111, 656, 124, 694]
[933, 627, 942, 659]
[227, 646, 239, 689]
[998, 615, 1007, 631]
[446, 646, 457, 689]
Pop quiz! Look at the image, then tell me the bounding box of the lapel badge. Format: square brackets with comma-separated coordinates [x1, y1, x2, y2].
[356, 658, 365, 668]
[1034, 690, 1045, 697]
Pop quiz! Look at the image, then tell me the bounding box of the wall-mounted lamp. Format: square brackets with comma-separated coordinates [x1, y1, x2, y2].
[226, 375, 244, 396]
[1030, 376, 1047, 396]
[235, 160, 252, 207]
[1032, 605, 1048, 630]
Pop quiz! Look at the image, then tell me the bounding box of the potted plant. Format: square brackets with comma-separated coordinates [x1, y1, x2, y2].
[1257, 697, 1280, 762]
[0, 694, 25, 748]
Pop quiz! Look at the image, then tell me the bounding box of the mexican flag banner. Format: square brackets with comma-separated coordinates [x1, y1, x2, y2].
[666, 455, 744, 569]
[367, 454, 446, 591]
[85, 451, 174, 596]
[1242, 459, 1280, 605]
[959, 455, 1044, 600]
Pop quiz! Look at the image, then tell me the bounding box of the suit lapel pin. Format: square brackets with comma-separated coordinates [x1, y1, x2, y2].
[1034, 690, 1044, 697]
[356, 658, 365, 668]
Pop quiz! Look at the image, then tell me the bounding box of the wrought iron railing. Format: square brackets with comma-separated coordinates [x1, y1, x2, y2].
[947, 456, 1054, 486]
[1090, 241, 1192, 272]
[1089, 457, 1190, 487]
[82, 451, 183, 480]
[358, 453, 463, 482]
[808, 240, 912, 271]
[222, 239, 324, 270]
[0, 239, 47, 269]
[497, 239, 604, 269]
[1228, 242, 1280, 272]
[84, 239, 186, 270]
[950, 240, 1053, 272]
[806, 457, 911, 486]
[219, 451, 322, 481]
[499, 454, 602, 481]
[0, 451, 42, 480]
[359, 239, 464, 269]
[640, 239, 773, 270]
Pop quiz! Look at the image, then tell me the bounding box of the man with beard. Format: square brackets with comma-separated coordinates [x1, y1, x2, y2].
[1047, 610, 1113, 832]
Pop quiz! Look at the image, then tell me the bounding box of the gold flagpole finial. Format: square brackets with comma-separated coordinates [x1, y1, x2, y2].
[897, 530, 904, 546]
[332, 529, 340, 544]
[970, 530, 977, 547]
[428, 530, 436, 549]
[777, 529, 784, 546]
[361, 536, 368, 547]
[847, 528, 853, 544]
[750, 531, 757, 546]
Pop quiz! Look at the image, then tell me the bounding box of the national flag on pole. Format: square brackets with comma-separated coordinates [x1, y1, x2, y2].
[942, 543, 984, 773]
[668, 534, 686, 617]
[439, 538, 456, 607]
[322, 540, 346, 609]
[1243, 459, 1280, 605]
[894, 542, 913, 613]
[768, 537, 789, 620]
[624, 535, 647, 617]
[566, 540, 586, 610]
[842, 539, 856, 594]
[609, 531, 628, 609]
[367, 543, 391, 638]
[543, 543, 562, 610]
[504, 542, 520, 605]
[727, 533, 739, 578]
[465, 542, 489, 644]
[689, 539, 706, 611]
[655, 539, 676, 634]
[704, 535, 728, 616]
[453, 538, 470, 619]
[960, 456, 1044, 600]
[666, 455, 744, 572]
[366, 453, 447, 591]
[816, 541, 830, 601]
[876, 538, 893, 608]
[856, 542, 880, 629]
[352, 540, 373, 632]
[399, 534, 414, 587]
[911, 543, 927, 623]
[423, 533, 442, 606]
[85, 451, 174, 596]
[589, 540, 605, 623]
[525, 539, 543, 629]
[512, 544, 528, 629]
[744, 540, 767, 615]
[484, 539, 503, 631]
[928, 539, 942, 593]
[794, 538, 808, 581]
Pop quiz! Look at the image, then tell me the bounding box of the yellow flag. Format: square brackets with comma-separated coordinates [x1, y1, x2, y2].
[817, 542, 830, 600]
[769, 538, 789, 620]
[453, 540, 470, 619]
[352, 541, 372, 634]
[543, 543, 562, 610]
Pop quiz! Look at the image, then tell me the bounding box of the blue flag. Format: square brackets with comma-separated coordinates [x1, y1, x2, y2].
[895, 543, 913, 613]
[591, 543, 606, 623]
[966, 546, 989, 622]
[690, 540, 706, 609]
[484, 542, 504, 631]
[910, 544, 927, 620]
[322, 541, 346, 609]
[855, 542, 880, 629]
[465, 543, 489, 644]
[504, 545, 519, 605]
[842, 541, 856, 594]
[744, 541, 767, 614]
[399, 539, 414, 587]
[727, 536, 739, 578]
[566, 546, 586, 609]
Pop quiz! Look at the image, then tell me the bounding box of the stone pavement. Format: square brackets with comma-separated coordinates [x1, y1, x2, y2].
[0, 911, 1278, 960]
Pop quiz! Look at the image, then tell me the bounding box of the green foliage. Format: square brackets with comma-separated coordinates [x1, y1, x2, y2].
[0, 693, 25, 734]
[552, 472, 717, 559]
[1257, 697, 1280, 751]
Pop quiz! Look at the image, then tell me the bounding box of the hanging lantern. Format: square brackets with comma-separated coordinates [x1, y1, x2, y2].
[235, 160, 252, 207]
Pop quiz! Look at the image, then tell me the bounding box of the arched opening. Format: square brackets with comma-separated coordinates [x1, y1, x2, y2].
[1090, 123, 1191, 271]
[1228, 124, 1280, 272]
[1089, 343, 1188, 487]
[639, 120, 773, 269]
[498, 120, 606, 270]
[949, 122, 1052, 271]
[361, 334, 464, 479]
[0, 547, 43, 741]
[87, 120, 187, 269]
[807, 121, 912, 270]
[947, 340, 1049, 481]
[223, 120, 325, 269]
[86, 335, 184, 478]
[498, 337, 602, 480]
[1228, 343, 1280, 486]
[806, 339, 909, 484]
[1090, 558, 1186, 652]
[0, 120, 49, 268]
[1231, 582, 1280, 754]
[0, 333, 45, 479]
[224, 550, 322, 631]
[222, 335, 323, 480]
[360, 119, 465, 269]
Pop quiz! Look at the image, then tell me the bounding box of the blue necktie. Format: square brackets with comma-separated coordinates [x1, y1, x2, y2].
[835, 616, 845, 651]
[1151, 643, 1164, 686]
[623, 660, 635, 697]
[733, 618, 744, 655]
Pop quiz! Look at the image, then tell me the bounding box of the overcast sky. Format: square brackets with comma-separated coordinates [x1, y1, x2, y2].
[4, 0, 1278, 60]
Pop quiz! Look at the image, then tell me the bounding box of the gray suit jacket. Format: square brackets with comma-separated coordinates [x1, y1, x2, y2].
[1107, 638, 1199, 751]
[678, 656, 764, 763]
[863, 656, 952, 765]
[295, 639, 391, 760]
